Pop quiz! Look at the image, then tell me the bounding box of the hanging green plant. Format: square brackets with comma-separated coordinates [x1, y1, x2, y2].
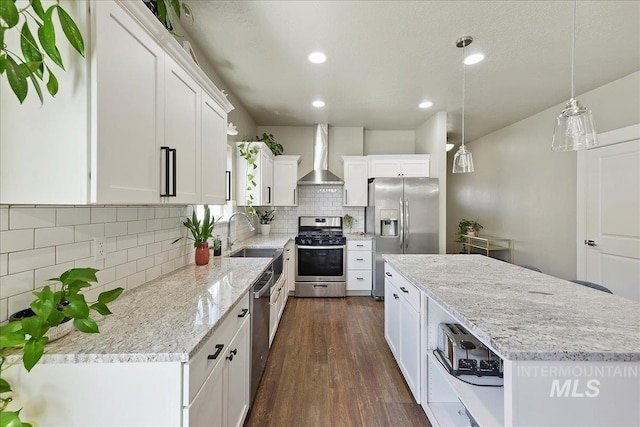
[255, 133, 284, 156]
[142, 0, 192, 35]
[0, 0, 85, 104]
[238, 138, 259, 217]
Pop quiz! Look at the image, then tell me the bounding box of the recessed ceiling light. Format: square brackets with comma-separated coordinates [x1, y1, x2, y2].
[308, 51, 327, 64]
[312, 100, 325, 108]
[419, 101, 433, 109]
[464, 53, 485, 65]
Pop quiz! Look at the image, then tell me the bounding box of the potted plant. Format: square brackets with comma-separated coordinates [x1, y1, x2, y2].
[1, 268, 123, 426]
[456, 219, 483, 252]
[256, 208, 275, 235]
[255, 133, 283, 156]
[343, 214, 355, 233]
[212, 236, 222, 256]
[174, 206, 220, 265]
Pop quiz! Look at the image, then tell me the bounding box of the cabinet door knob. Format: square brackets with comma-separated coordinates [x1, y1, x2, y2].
[400, 287, 409, 293]
[207, 344, 224, 360]
[238, 308, 249, 318]
[393, 293, 399, 299]
[385, 272, 392, 277]
[226, 348, 238, 361]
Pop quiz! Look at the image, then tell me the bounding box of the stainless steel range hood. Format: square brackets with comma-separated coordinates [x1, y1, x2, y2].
[297, 124, 344, 186]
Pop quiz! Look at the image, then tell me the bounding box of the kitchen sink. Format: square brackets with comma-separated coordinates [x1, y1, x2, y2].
[228, 247, 279, 258]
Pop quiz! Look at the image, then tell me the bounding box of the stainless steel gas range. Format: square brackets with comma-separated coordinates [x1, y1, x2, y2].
[295, 216, 347, 297]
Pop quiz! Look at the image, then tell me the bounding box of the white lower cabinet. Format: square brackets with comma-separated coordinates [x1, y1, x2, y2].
[285, 240, 296, 294]
[384, 263, 421, 402]
[346, 240, 373, 294]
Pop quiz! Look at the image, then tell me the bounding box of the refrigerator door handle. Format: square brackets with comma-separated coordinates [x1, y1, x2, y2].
[405, 197, 410, 249]
[399, 197, 404, 248]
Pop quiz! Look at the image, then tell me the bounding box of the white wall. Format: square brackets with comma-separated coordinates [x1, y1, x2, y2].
[415, 112, 447, 253]
[447, 71, 640, 279]
[329, 127, 364, 179]
[364, 130, 415, 155]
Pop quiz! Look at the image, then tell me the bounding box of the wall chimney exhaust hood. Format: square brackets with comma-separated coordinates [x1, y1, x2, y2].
[297, 124, 344, 186]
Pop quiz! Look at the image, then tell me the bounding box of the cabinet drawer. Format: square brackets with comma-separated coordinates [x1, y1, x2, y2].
[347, 270, 372, 290]
[347, 250, 372, 269]
[347, 240, 372, 251]
[385, 264, 420, 312]
[184, 293, 250, 404]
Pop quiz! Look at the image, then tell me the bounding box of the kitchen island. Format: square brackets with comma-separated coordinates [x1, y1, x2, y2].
[4, 235, 295, 426]
[383, 254, 640, 427]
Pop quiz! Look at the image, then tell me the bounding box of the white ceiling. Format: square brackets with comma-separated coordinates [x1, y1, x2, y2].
[182, 1, 640, 143]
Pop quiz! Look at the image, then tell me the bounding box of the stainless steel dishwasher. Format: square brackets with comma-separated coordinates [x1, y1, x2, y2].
[249, 251, 282, 404]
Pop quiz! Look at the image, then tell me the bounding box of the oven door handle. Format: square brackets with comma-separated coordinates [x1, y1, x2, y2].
[296, 245, 346, 250]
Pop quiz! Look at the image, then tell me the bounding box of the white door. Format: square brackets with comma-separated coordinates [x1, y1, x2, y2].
[343, 160, 368, 206]
[581, 126, 640, 301]
[226, 318, 250, 427]
[201, 93, 227, 205]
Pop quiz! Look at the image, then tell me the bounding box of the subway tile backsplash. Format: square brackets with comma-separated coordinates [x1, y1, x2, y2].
[0, 204, 254, 323]
[267, 186, 365, 234]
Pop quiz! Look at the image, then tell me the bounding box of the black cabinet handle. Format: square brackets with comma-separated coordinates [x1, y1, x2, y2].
[267, 186, 271, 204]
[400, 287, 409, 293]
[207, 344, 224, 360]
[357, 277, 364, 280]
[356, 244, 364, 247]
[160, 146, 170, 197]
[226, 348, 238, 361]
[170, 148, 177, 197]
[385, 272, 392, 277]
[293, 189, 296, 204]
[356, 258, 364, 261]
[226, 171, 231, 201]
[393, 293, 399, 299]
[238, 308, 248, 318]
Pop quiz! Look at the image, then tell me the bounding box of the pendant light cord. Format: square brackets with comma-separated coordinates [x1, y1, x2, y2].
[571, 0, 576, 99]
[461, 43, 466, 148]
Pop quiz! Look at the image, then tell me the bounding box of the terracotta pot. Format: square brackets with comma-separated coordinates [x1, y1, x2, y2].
[195, 242, 210, 265]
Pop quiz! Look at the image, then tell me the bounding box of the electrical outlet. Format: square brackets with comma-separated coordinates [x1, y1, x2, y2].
[94, 237, 107, 261]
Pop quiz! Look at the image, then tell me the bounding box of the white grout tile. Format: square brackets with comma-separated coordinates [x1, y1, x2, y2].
[146, 242, 162, 256]
[8, 247, 55, 274]
[0, 207, 8, 231]
[136, 255, 155, 272]
[146, 219, 162, 232]
[127, 245, 146, 262]
[146, 265, 162, 282]
[56, 207, 90, 226]
[161, 259, 177, 275]
[116, 235, 137, 251]
[106, 237, 117, 253]
[155, 207, 169, 219]
[91, 207, 117, 224]
[0, 271, 34, 299]
[96, 266, 116, 285]
[127, 271, 146, 290]
[34, 262, 75, 287]
[105, 222, 128, 237]
[7, 291, 40, 317]
[105, 278, 127, 292]
[10, 207, 56, 229]
[56, 242, 91, 264]
[169, 207, 184, 217]
[138, 207, 155, 220]
[0, 254, 7, 276]
[73, 256, 105, 270]
[74, 223, 105, 242]
[35, 226, 74, 248]
[127, 220, 147, 235]
[0, 229, 34, 253]
[161, 218, 179, 230]
[0, 298, 7, 322]
[137, 231, 155, 246]
[117, 207, 138, 222]
[104, 250, 128, 268]
[116, 261, 136, 280]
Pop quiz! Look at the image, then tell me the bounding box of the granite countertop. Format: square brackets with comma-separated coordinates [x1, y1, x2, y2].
[383, 254, 640, 362]
[37, 234, 295, 364]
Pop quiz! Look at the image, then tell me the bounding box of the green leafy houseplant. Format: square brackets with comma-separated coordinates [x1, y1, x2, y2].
[142, 0, 192, 35]
[254, 133, 283, 156]
[256, 208, 275, 225]
[343, 214, 355, 231]
[0, 0, 85, 104]
[0, 267, 123, 427]
[173, 205, 220, 247]
[457, 219, 483, 242]
[238, 139, 260, 217]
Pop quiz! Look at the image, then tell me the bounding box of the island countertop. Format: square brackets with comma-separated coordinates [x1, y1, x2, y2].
[383, 254, 640, 362]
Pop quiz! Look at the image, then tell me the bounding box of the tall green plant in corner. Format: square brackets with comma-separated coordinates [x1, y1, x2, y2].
[0, 0, 85, 104]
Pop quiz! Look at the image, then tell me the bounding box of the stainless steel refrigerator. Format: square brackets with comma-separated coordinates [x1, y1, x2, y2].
[365, 177, 439, 300]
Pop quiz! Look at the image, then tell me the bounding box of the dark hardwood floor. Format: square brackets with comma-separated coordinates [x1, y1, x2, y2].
[245, 297, 431, 427]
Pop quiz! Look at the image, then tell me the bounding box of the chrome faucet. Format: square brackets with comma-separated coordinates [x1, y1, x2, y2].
[227, 212, 256, 250]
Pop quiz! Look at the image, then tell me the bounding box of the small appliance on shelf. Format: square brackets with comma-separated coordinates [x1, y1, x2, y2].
[437, 323, 503, 377]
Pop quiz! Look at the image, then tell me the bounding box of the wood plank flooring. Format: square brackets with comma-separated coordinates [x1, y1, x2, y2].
[245, 297, 431, 427]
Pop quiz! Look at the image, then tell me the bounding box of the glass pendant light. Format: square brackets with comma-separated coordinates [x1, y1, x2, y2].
[452, 36, 474, 173]
[552, 0, 598, 151]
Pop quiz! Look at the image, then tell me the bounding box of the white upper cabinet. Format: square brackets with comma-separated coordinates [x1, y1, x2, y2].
[0, 0, 233, 205]
[201, 93, 228, 205]
[342, 156, 368, 207]
[273, 156, 301, 206]
[236, 142, 275, 207]
[368, 155, 430, 178]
